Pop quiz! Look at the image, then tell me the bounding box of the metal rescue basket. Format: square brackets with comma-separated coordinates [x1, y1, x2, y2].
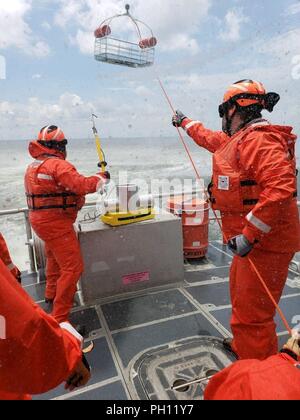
[94, 4, 157, 68]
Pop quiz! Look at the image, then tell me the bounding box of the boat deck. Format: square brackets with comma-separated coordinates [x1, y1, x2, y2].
[22, 241, 300, 400]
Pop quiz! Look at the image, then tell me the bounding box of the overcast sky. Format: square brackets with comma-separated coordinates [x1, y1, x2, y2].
[0, 0, 299, 148]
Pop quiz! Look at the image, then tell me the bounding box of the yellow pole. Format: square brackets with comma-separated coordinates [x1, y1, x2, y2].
[92, 114, 106, 173]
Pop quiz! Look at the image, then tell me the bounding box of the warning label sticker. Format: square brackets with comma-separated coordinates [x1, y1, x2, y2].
[122, 271, 150, 286]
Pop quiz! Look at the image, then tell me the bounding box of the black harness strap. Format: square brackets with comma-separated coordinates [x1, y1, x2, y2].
[26, 192, 77, 211]
[243, 192, 297, 206]
[240, 180, 258, 187]
[243, 199, 259, 206]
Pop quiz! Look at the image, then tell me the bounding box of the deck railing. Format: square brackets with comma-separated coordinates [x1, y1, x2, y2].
[1, 198, 300, 274]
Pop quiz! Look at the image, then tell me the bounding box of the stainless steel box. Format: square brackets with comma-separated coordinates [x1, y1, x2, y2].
[78, 212, 184, 304]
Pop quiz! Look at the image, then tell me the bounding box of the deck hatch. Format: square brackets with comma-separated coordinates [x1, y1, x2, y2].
[131, 336, 237, 400]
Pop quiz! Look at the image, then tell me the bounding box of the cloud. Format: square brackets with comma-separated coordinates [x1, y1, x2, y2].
[286, 2, 300, 15]
[0, 101, 15, 116]
[0, 1, 298, 145]
[261, 28, 300, 58]
[258, 28, 300, 61]
[0, 92, 160, 139]
[0, 0, 50, 57]
[165, 34, 200, 56]
[220, 8, 249, 42]
[0, 93, 96, 140]
[0, 88, 184, 139]
[41, 21, 52, 31]
[54, 0, 211, 56]
[135, 85, 154, 97]
[71, 29, 94, 55]
[0, 60, 299, 144]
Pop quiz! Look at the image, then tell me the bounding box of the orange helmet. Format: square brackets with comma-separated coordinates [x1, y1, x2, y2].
[38, 125, 66, 142]
[37, 125, 68, 153]
[219, 79, 280, 118]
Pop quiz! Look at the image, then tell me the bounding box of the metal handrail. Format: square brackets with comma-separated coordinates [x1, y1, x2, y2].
[1, 197, 299, 274]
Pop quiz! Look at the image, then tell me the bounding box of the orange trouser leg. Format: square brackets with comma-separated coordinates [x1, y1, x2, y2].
[45, 244, 60, 301]
[45, 230, 84, 323]
[230, 249, 293, 360]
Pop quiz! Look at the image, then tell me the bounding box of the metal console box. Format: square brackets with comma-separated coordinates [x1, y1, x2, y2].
[78, 213, 184, 304]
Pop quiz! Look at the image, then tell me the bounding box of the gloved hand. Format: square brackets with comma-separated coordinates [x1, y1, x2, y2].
[97, 171, 111, 183]
[172, 110, 187, 127]
[283, 335, 300, 359]
[228, 235, 254, 257]
[11, 266, 22, 284]
[65, 354, 91, 392]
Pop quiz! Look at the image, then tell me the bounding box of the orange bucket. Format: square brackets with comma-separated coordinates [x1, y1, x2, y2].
[167, 196, 209, 259]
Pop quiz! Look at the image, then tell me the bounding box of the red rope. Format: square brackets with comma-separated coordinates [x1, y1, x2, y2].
[157, 77, 292, 336]
[248, 258, 292, 335]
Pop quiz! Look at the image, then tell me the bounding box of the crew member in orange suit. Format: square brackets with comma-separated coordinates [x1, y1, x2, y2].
[172, 80, 300, 360]
[0, 233, 21, 283]
[0, 260, 91, 400]
[204, 334, 300, 400]
[25, 125, 109, 323]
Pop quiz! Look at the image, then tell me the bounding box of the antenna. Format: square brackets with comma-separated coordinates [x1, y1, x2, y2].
[92, 113, 98, 135]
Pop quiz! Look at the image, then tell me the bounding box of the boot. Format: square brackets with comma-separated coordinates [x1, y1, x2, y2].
[44, 298, 54, 314]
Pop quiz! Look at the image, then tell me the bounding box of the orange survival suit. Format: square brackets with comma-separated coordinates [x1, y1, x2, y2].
[24, 133, 105, 323]
[0, 260, 82, 400]
[0, 233, 21, 282]
[204, 352, 300, 400]
[181, 117, 300, 360]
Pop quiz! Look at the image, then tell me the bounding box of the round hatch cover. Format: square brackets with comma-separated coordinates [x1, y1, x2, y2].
[131, 336, 237, 400]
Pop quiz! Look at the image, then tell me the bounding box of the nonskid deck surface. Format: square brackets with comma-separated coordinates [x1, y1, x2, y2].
[22, 241, 300, 400]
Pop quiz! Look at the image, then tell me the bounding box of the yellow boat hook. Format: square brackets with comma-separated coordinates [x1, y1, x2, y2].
[92, 114, 106, 173]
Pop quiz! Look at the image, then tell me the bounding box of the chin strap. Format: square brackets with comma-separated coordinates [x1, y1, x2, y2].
[223, 108, 238, 136]
[224, 109, 263, 137]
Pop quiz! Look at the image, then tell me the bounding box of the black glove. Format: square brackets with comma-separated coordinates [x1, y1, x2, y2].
[172, 110, 187, 127]
[97, 170, 111, 181]
[228, 235, 254, 257]
[82, 354, 91, 372]
[283, 336, 300, 360]
[65, 354, 91, 392]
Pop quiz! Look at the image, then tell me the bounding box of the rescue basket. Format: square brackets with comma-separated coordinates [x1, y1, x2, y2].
[94, 4, 157, 68]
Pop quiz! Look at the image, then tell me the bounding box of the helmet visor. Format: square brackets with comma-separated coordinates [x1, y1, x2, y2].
[219, 93, 267, 118]
[219, 100, 232, 118]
